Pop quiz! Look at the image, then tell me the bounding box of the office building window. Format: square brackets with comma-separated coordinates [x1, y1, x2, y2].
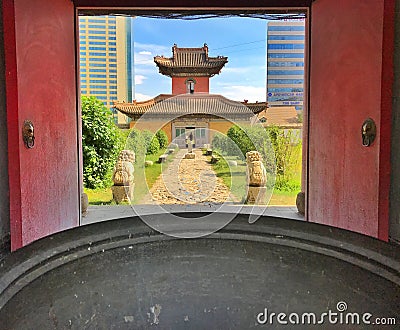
[89, 30, 106, 34]
[268, 53, 304, 58]
[90, 80, 107, 84]
[268, 79, 304, 84]
[268, 44, 305, 50]
[89, 36, 106, 40]
[89, 52, 107, 56]
[268, 26, 305, 31]
[269, 35, 305, 40]
[89, 41, 106, 45]
[89, 69, 107, 73]
[267, 70, 304, 75]
[90, 85, 107, 89]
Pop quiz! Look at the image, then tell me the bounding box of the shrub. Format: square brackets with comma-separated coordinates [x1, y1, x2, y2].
[147, 136, 160, 155]
[211, 133, 225, 151]
[81, 96, 123, 189]
[265, 126, 302, 191]
[223, 124, 302, 192]
[142, 130, 160, 155]
[125, 128, 145, 161]
[141, 130, 153, 149]
[155, 129, 168, 149]
[226, 125, 257, 160]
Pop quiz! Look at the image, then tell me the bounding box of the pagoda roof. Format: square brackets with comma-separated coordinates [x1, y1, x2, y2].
[154, 44, 228, 77]
[113, 94, 267, 118]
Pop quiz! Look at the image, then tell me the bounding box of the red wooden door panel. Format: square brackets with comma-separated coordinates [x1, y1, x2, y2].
[309, 0, 394, 240]
[3, 0, 79, 250]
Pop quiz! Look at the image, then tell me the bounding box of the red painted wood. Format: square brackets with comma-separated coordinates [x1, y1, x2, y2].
[172, 77, 209, 95]
[3, 0, 22, 247]
[3, 0, 79, 250]
[309, 0, 394, 240]
[377, 0, 395, 241]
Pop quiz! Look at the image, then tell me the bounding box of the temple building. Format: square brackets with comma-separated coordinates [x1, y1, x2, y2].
[113, 44, 267, 147]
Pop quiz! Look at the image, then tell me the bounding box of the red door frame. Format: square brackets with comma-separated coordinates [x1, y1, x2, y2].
[3, 0, 80, 250]
[2, 0, 395, 249]
[74, 0, 396, 241]
[308, 0, 394, 240]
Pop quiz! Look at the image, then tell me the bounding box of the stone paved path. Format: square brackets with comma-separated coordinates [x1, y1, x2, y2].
[141, 149, 234, 205]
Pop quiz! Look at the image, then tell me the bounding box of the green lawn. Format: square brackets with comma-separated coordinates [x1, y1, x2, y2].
[210, 150, 301, 206]
[133, 148, 176, 204]
[85, 148, 176, 205]
[86, 147, 302, 206]
[84, 187, 113, 205]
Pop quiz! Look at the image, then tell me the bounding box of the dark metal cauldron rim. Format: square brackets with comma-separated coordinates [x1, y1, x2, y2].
[0, 212, 399, 309]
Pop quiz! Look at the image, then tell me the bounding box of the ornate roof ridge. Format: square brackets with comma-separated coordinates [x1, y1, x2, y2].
[113, 93, 267, 116]
[154, 43, 228, 77]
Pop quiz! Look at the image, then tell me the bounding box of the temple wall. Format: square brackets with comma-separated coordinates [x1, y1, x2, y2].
[129, 121, 172, 143]
[172, 77, 209, 95]
[208, 121, 234, 140]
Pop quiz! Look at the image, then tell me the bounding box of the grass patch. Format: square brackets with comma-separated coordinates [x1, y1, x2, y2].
[85, 148, 177, 205]
[132, 148, 176, 204]
[210, 151, 301, 206]
[209, 152, 247, 202]
[269, 190, 298, 206]
[84, 187, 113, 205]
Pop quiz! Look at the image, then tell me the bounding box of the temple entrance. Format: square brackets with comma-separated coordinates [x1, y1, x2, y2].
[194, 127, 208, 147]
[173, 126, 208, 148]
[2, 0, 395, 250]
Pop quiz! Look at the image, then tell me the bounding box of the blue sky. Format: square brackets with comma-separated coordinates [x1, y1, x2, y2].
[133, 17, 268, 102]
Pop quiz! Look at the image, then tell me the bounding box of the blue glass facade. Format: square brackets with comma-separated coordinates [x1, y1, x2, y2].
[266, 21, 305, 111]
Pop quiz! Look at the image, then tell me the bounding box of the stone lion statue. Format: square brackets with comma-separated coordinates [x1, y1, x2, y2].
[246, 151, 267, 187]
[112, 150, 135, 186]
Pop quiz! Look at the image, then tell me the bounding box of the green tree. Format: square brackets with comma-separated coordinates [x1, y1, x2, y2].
[81, 96, 123, 189]
[125, 128, 145, 159]
[226, 125, 256, 159]
[155, 129, 169, 149]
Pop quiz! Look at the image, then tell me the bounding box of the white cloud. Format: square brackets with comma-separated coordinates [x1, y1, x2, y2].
[134, 42, 170, 66]
[134, 93, 153, 102]
[135, 75, 147, 85]
[135, 52, 154, 66]
[222, 67, 249, 74]
[134, 42, 169, 56]
[216, 85, 266, 103]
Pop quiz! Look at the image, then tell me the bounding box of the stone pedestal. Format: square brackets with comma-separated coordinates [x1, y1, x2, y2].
[187, 141, 193, 153]
[81, 193, 89, 215]
[246, 186, 267, 205]
[112, 184, 134, 204]
[296, 191, 305, 215]
[184, 153, 195, 159]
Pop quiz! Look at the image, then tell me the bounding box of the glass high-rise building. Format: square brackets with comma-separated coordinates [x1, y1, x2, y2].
[79, 15, 134, 124]
[266, 20, 305, 111]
